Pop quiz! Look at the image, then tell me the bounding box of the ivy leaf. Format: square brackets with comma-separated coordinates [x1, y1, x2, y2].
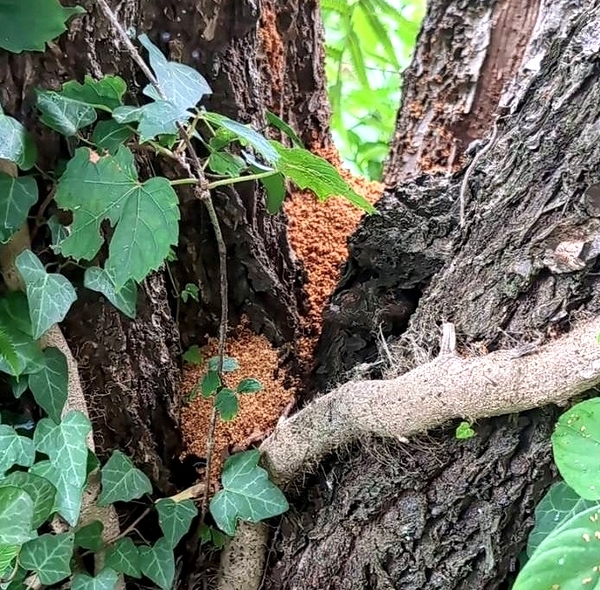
[72, 567, 119, 590]
[455, 421, 475, 440]
[105, 538, 141, 578]
[0, 1, 84, 53]
[273, 144, 375, 213]
[0, 326, 19, 376]
[0, 486, 34, 544]
[15, 249, 77, 339]
[34, 411, 91, 490]
[36, 90, 97, 137]
[198, 524, 228, 548]
[553, 398, 600, 500]
[209, 450, 289, 536]
[48, 215, 69, 249]
[0, 544, 19, 576]
[0, 425, 35, 473]
[113, 102, 187, 143]
[0, 472, 56, 528]
[92, 120, 133, 154]
[0, 108, 37, 169]
[237, 378, 263, 395]
[20, 532, 74, 585]
[98, 450, 152, 506]
[156, 498, 198, 548]
[513, 505, 600, 590]
[84, 267, 137, 319]
[207, 356, 239, 372]
[28, 347, 68, 422]
[30, 460, 84, 526]
[74, 521, 104, 551]
[215, 389, 238, 421]
[201, 371, 220, 398]
[139, 538, 175, 590]
[60, 75, 127, 111]
[0, 175, 38, 243]
[54, 146, 179, 288]
[138, 34, 212, 112]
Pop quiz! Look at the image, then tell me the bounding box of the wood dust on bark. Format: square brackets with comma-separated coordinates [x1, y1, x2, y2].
[181, 146, 381, 485]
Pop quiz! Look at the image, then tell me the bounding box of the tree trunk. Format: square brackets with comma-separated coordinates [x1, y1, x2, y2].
[266, 1, 600, 589]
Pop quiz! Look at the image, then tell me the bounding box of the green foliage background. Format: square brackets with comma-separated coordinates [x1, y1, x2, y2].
[322, 0, 425, 180]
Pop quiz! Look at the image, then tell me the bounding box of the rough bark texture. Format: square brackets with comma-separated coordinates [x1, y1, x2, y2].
[271, 2, 600, 589]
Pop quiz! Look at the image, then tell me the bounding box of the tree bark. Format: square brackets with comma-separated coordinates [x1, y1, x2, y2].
[268, 1, 600, 589]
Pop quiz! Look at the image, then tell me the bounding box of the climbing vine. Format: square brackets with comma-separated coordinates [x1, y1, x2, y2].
[0, 2, 373, 589]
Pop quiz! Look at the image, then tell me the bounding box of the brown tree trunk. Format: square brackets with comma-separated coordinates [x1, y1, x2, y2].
[266, 1, 600, 589]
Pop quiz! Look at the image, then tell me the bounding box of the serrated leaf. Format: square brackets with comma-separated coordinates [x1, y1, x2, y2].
[30, 459, 84, 526]
[273, 144, 375, 213]
[113, 102, 187, 143]
[0, 544, 19, 576]
[513, 504, 600, 590]
[236, 378, 263, 395]
[138, 34, 212, 112]
[92, 120, 133, 154]
[139, 538, 175, 590]
[27, 347, 68, 422]
[201, 371, 220, 398]
[0, 487, 34, 544]
[553, 398, 600, 500]
[209, 450, 288, 536]
[84, 267, 137, 319]
[72, 567, 119, 590]
[156, 498, 198, 548]
[207, 152, 247, 176]
[74, 521, 104, 551]
[54, 146, 179, 288]
[60, 75, 127, 111]
[215, 389, 238, 421]
[0, 472, 56, 528]
[15, 249, 77, 339]
[20, 532, 73, 585]
[182, 345, 202, 365]
[265, 111, 303, 147]
[105, 538, 141, 578]
[207, 356, 239, 373]
[0, 110, 36, 170]
[260, 171, 286, 214]
[36, 90, 97, 137]
[98, 450, 152, 506]
[202, 112, 279, 163]
[0, 175, 38, 243]
[0, 1, 84, 53]
[0, 425, 35, 473]
[34, 411, 91, 490]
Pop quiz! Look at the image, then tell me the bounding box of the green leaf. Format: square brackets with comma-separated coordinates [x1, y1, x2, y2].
[265, 111, 304, 147]
[513, 505, 600, 590]
[92, 120, 133, 154]
[139, 538, 175, 590]
[198, 524, 228, 549]
[180, 283, 199, 303]
[207, 356, 239, 373]
[113, 102, 187, 143]
[0, 425, 35, 473]
[0, 327, 19, 376]
[260, 171, 286, 214]
[84, 267, 137, 319]
[0, 175, 38, 243]
[15, 249, 77, 339]
[20, 532, 73, 585]
[202, 112, 279, 163]
[0, 487, 34, 544]
[553, 398, 600, 500]
[28, 347, 68, 422]
[105, 538, 141, 578]
[138, 34, 212, 112]
[207, 152, 247, 176]
[201, 371, 220, 398]
[215, 389, 239, 421]
[455, 421, 475, 440]
[0, 1, 84, 53]
[36, 90, 97, 137]
[156, 498, 198, 548]
[34, 411, 91, 490]
[72, 567, 119, 590]
[60, 75, 127, 111]
[0, 110, 36, 170]
[209, 450, 289, 536]
[182, 345, 203, 365]
[273, 144, 375, 213]
[98, 450, 152, 506]
[30, 459, 84, 526]
[0, 472, 56, 528]
[74, 521, 104, 551]
[48, 215, 69, 249]
[0, 544, 19, 576]
[236, 378, 263, 395]
[54, 146, 180, 288]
